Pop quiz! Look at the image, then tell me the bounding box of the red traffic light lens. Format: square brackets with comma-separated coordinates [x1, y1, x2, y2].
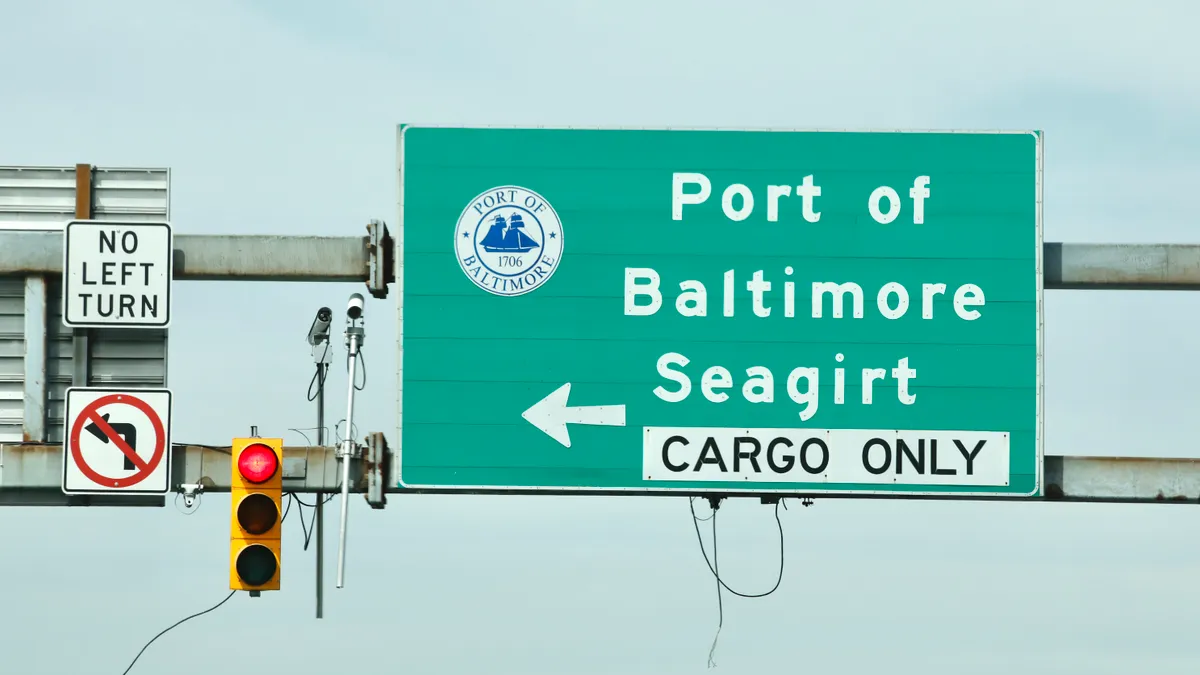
[237, 443, 278, 483]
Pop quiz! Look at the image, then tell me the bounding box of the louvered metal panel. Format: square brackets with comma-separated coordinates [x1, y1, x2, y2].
[44, 278, 168, 442]
[92, 168, 172, 222]
[0, 278, 24, 443]
[0, 167, 75, 231]
[0, 164, 169, 443]
[0, 166, 170, 231]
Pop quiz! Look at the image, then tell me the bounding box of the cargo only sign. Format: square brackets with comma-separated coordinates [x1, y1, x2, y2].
[397, 125, 1043, 498]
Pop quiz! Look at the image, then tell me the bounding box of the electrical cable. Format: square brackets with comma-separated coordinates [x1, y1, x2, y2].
[291, 339, 340, 551]
[286, 427, 340, 509]
[126, 309, 349, 673]
[284, 489, 336, 551]
[295, 494, 314, 548]
[689, 497, 788, 668]
[287, 492, 335, 552]
[120, 501, 299, 674]
[689, 497, 786, 598]
[126, 313, 356, 674]
[173, 442, 226, 449]
[291, 491, 337, 508]
[307, 348, 330, 402]
[351, 349, 366, 390]
[285, 492, 316, 550]
[707, 514, 722, 668]
[288, 426, 333, 448]
[333, 419, 358, 446]
[120, 589, 236, 675]
[294, 487, 340, 504]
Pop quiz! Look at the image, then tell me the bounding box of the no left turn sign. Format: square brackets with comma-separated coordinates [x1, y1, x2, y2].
[62, 387, 173, 496]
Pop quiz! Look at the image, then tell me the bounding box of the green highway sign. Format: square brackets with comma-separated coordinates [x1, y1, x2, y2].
[396, 125, 1043, 497]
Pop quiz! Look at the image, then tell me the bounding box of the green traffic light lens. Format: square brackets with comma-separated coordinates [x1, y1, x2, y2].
[236, 544, 278, 586]
[237, 493, 279, 535]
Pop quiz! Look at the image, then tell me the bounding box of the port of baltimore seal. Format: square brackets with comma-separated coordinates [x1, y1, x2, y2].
[454, 185, 565, 297]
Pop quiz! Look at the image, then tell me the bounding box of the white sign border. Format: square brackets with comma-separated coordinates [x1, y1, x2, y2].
[61, 219, 174, 329]
[393, 125, 1045, 499]
[61, 386, 174, 496]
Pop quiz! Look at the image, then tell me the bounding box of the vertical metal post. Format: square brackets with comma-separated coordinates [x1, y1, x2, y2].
[315, 364, 325, 619]
[336, 328, 361, 589]
[71, 332, 89, 386]
[307, 306, 333, 613]
[71, 163, 93, 389]
[22, 276, 47, 442]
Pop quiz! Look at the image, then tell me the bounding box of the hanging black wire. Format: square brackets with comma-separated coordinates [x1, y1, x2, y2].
[307, 347, 330, 402]
[352, 349, 366, 390]
[121, 488, 309, 673]
[690, 497, 789, 668]
[689, 497, 786, 598]
[120, 590, 237, 674]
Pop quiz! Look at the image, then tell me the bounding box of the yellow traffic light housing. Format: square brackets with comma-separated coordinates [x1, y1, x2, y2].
[230, 437, 283, 592]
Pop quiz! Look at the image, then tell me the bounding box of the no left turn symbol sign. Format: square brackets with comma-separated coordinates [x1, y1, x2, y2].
[62, 387, 173, 496]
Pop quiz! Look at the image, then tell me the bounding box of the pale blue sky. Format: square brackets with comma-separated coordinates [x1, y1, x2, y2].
[3, 0, 1200, 673]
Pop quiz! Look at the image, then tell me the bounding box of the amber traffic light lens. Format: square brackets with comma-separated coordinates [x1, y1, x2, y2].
[235, 544, 278, 586]
[237, 443, 279, 483]
[236, 493, 279, 535]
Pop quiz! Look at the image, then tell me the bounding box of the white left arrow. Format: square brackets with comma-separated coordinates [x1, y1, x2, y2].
[521, 382, 626, 448]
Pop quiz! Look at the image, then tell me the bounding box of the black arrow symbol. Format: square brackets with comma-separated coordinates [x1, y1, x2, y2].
[85, 413, 138, 470]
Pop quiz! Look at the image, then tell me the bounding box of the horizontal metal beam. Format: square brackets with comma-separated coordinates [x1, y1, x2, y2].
[1042, 456, 1200, 503]
[3, 443, 1200, 505]
[0, 442, 358, 507]
[0, 231, 374, 282]
[175, 443, 343, 493]
[174, 235, 373, 282]
[1, 236, 1199, 290]
[395, 457, 1200, 504]
[1044, 243, 1200, 290]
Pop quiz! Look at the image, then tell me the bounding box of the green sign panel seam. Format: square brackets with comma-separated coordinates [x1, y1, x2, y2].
[395, 124, 1044, 498]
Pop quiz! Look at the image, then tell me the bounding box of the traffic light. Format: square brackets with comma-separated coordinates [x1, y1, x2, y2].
[230, 437, 283, 592]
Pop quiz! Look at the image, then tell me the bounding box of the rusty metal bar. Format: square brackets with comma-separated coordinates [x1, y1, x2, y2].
[172, 443, 344, 494]
[2, 238, 1197, 289]
[0, 231, 373, 282]
[172, 234, 371, 282]
[0, 442, 359, 506]
[71, 164, 93, 388]
[4, 442, 1200, 505]
[1042, 456, 1200, 503]
[1044, 243, 1200, 290]
[73, 164, 92, 220]
[387, 459, 1200, 502]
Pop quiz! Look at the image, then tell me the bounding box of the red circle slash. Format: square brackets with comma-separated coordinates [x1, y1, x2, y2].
[69, 394, 166, 489]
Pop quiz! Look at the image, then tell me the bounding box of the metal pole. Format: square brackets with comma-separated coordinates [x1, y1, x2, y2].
[315, 363, 325, 619]
[336, 331, 360, 588]
[307, 306, 333, 614]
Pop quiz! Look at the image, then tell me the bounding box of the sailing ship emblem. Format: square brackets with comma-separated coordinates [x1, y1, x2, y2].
[480, 213, 540, 253]
[454, 185, 565, 298]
